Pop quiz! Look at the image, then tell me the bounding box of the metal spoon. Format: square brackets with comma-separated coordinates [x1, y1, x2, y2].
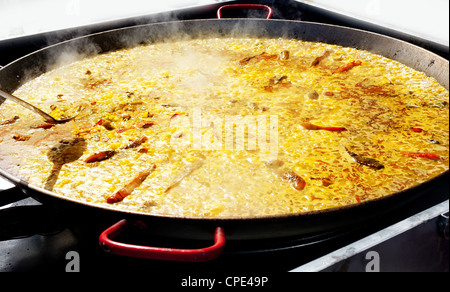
[0, 89, 77, 124]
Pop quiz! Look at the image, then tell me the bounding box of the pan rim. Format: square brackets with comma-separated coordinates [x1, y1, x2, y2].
[0, 167, 448, 222]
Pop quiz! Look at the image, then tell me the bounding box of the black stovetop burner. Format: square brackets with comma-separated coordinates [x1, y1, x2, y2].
[1, 0, 449, 274]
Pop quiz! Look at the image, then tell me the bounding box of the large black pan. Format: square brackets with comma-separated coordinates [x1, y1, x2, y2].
[0, 19, 448, 258]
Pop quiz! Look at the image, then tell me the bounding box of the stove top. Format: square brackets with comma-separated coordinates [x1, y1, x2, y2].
[0, 0, 449, 275]
[0, 186, 447, 274]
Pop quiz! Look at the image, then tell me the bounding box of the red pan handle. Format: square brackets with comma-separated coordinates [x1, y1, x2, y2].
[99, 219, 226, 262]
[217, 4, 273, 19]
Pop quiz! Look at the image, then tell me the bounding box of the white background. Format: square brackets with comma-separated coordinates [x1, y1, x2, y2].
[301, 0, 449, 46]
[0, 0, 449, 46]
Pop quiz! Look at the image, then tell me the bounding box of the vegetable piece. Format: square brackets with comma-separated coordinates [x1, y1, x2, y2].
[165, 158, 205, 193]
[265, 160, 306, 191]
[107, 165, 156, 204]
[85, 136, 148, 164]
[85, 150, 116, 163]
[334, 60, 362, 74]
[410, 127, 424, 133]
[280, 170, 306, 191]
[260, 53, 279, 61]
[239, 55, 257, 66]
[136, 120, 155, 129]
[0, 116, 19, 126]
[400, 152, 441, 161]
[124, 137, 148, 149]
[345, 147, 385, 170]
[279, 50, 290, 60]
[271, 75, 288, 85]
[102, 121, 115, 131]
[238, 52, 264, 66]
[12, 134, 31, 141]
[427, 139, 440, 145]
[117, 120, 155, 133]
[300, 122, 347, 132]
[321, 178, 333, 187]
[238, 52, 279, 66]
[116, 127, 133, 134]
[311, 50, 331, 67]
[265, 75, 292, 92]
[306, 90, 319, 100]
[311, 177, 334, 186]
[30, 123, 55, 130]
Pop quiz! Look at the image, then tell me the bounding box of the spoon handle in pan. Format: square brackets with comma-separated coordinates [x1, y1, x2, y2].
[0, 89, 61, 124]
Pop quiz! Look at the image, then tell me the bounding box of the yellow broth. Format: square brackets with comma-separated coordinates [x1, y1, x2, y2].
[0, 37, 448, 218]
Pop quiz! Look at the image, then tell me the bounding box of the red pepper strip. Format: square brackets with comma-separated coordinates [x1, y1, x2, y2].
[135, 120, 155, 129]
[410, 127, 424, 133]
[0, 116, 19, 125]
[85, 150, 116, 163]
[320, 126, 347, 132]
[300, 122, 347, 132]
[334, 60, 362, 74]
[116, 127, 133, 133]
[107, 165, 156, 204]
[401, 152, 441, 161]
[138, 148, 149, 153]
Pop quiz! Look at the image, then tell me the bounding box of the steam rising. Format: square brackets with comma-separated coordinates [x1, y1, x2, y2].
[16, 18, 297, 85]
